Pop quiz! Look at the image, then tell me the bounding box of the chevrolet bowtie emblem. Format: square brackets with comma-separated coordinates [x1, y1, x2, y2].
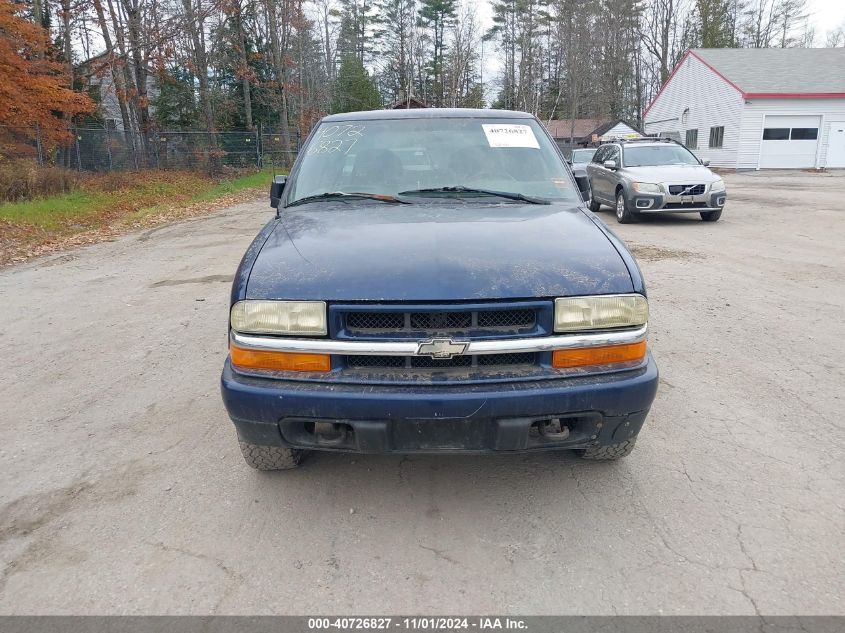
[416, 338, 469, 359]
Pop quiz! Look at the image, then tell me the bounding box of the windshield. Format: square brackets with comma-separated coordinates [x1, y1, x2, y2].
[571, 149, 596, 163]
[623, 145, 700, 167]
[287, 117, 580, 205]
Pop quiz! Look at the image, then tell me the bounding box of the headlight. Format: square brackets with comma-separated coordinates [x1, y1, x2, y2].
[710, 179, 725, 192]
[230, 300, 327, 336]
[554, 294, 648, 332]
[632, 182, 661, 193]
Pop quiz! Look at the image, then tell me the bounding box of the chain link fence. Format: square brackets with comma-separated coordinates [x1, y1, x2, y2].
[0, 124, 301, 172]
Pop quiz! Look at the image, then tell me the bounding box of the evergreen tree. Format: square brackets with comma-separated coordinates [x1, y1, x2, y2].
[374, 0, 418, 102]
[153, 68, 200, 129]
[694, 0, 737, 47]
[417, 0, 458, 107]
[336, 0, 377, 64]
[331, 55, 382, 113]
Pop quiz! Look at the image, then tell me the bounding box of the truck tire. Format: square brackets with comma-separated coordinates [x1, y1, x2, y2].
[615, 191, 637, 224]
[700, 209, 722, 222]
[239, 441, 303, 470]
[577, 438, 637, 460]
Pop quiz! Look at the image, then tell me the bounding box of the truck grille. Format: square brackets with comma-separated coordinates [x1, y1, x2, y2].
[344, 308, 536, 336]
[332, 302, 550, 378]
[668, 184, 705, 195]
[346, 353, 535, 370]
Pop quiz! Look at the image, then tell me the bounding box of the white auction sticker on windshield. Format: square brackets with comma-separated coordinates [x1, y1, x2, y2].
[482, 124, 540, 149]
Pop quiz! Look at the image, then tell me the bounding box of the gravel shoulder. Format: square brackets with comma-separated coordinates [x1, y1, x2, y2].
[0, 171, 843, 614]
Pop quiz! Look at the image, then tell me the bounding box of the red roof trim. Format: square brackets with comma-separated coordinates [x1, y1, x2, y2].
[743, 92, 845, 100]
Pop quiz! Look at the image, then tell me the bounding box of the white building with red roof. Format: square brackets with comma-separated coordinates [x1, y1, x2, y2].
[644, 48, 845, 169]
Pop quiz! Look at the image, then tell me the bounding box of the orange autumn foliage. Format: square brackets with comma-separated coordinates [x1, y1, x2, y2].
[0, 0, 95, 146]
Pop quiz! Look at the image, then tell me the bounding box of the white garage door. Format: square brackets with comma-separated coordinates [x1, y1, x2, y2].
[759, 115, 820, 169]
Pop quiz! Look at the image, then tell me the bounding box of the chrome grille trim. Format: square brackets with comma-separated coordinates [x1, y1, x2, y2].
[667, 184, 705, 195]
[230, 324, 648, 356]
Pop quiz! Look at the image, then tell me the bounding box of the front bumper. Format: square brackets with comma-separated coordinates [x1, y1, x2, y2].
[220, 353, 658, 454]
[627, 189, 726, 213]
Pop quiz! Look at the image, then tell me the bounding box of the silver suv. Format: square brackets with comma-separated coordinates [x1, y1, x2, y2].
[586, 138, 726, 223]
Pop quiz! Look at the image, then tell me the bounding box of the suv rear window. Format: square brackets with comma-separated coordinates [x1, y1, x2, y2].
[571, 148, 597, 162]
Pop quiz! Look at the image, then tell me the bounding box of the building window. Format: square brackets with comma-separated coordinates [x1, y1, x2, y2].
[790, 128, 818, 140]
[762, 127, 818, 140]
[709, 126, 724, 149]
[685, 129, 698, 149]
[763, 128, 790, 140]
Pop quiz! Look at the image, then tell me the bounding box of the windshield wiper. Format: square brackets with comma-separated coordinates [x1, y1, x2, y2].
[399, 186, 550, 205]
[286, 192, 411, 208]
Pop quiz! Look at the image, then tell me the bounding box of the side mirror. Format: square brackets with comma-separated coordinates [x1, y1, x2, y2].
[603, 160, 617, 170]
[702, 159, 710, 166]
[573, 170, 591, 202]
[270, 175, 287, 209]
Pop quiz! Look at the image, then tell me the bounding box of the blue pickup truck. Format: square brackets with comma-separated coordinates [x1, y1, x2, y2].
[221, 108, 658, 470]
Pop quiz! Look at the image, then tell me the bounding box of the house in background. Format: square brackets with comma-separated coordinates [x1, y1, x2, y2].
[389, 95, 427, 109]
[644, 48, 845, 169]
[78, 52, 159, 131]
[543, 119, 642, 155]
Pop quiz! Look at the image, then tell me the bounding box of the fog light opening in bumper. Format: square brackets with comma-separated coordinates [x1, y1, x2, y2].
[534, 418, 571, 440]
[635, 199, 654, 209]
[717, 196, 725, 206]
[309, 421, 353, 446]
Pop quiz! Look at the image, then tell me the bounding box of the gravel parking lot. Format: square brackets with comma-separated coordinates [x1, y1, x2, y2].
[1, 170, 843, 615]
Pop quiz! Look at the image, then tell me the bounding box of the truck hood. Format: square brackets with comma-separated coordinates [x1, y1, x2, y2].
[624, 164, 720, 183]
[246, 202, 634, 301]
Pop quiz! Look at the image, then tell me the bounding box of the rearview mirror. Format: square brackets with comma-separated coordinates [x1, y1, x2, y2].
[603, 160, 617, 170]
[270, 175, 287, 208]
[702, 159, 711, 166]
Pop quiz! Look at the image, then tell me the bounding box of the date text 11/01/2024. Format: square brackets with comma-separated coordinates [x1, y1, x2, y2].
[307, 618, 528, 630]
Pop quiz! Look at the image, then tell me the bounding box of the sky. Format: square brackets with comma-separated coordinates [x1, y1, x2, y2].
[808, 0, 845, 35]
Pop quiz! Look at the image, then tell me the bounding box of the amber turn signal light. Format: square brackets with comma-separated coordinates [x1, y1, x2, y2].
[230, 344, 331, 372]
[552, 341, 646, 369]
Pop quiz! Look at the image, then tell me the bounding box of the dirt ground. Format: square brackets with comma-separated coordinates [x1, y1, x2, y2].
[0, 171, 843, 614]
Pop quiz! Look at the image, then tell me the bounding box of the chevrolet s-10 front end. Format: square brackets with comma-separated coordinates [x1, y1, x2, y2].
[221, 108, 658, 470]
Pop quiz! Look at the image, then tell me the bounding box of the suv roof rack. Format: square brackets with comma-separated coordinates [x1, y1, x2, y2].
[619, 136, 674, 143]
[598, 135, 675, 145]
